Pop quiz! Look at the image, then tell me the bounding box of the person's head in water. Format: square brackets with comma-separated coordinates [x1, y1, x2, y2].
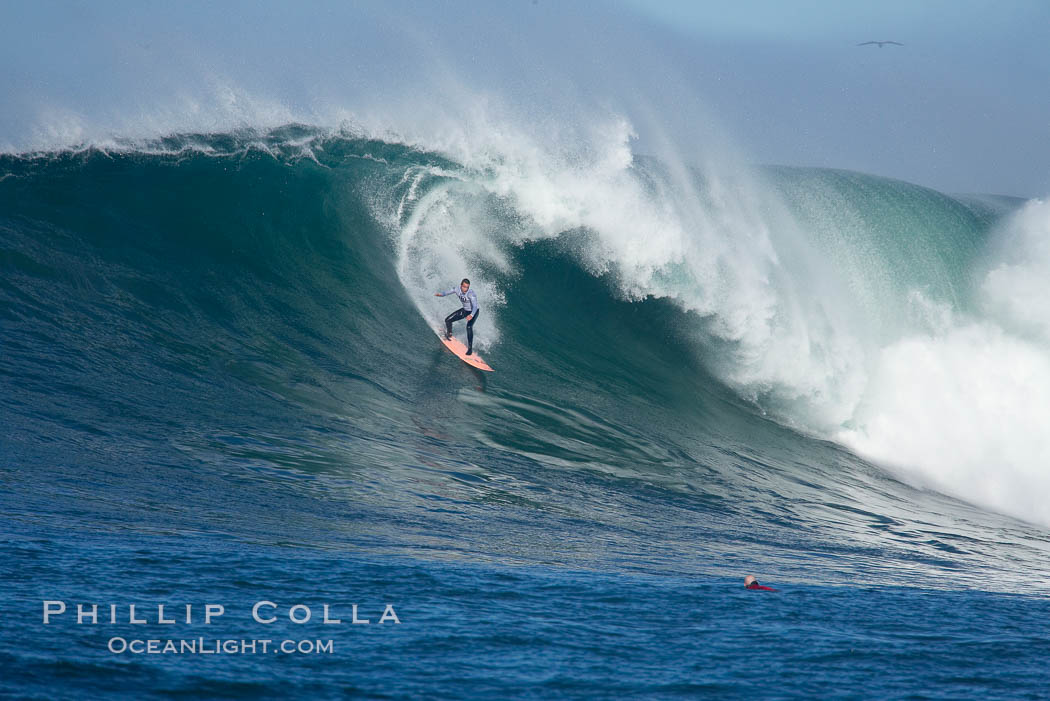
[743, 575, 777, 591]
[460, 278, 470, 293]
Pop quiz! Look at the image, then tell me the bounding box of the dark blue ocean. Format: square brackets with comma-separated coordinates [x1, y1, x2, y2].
[3, 129, 1050, 699]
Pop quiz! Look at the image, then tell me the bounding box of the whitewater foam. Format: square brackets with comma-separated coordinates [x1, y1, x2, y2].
[840, 200, 1050, 525]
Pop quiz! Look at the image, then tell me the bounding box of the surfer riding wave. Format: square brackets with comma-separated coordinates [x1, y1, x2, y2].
[435, 278, 479, 355]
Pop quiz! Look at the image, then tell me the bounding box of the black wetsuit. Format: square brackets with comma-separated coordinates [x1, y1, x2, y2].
[445, 308, 479, 352]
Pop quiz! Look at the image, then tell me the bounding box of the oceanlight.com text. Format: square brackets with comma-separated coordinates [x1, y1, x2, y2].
[107, 637, 335, 655]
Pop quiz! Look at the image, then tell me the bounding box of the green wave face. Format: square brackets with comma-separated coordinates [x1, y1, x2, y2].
[2, 127, 1048, 588]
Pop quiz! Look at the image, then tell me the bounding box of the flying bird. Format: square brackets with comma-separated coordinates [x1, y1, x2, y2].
[857, 41, 904, 48]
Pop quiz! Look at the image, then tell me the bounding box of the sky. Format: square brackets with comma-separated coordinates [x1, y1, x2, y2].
[0, 0, 1047, 196]
[620, 0, 1050, 196]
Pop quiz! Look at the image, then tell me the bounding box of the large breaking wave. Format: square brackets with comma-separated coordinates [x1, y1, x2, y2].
[1, 121, 1048, 545]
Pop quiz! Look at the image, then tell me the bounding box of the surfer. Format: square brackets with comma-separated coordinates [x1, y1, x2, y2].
[744, 575, 777, 591]
[435, 279, 479, 355]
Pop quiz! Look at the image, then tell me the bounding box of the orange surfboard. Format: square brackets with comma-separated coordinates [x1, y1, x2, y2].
[438, 333, 494, 372]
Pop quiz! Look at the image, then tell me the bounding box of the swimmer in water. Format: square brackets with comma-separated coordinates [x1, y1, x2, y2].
[744, 575, 777, 591]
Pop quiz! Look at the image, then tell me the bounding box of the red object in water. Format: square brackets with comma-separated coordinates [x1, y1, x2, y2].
[746, 582, 777, 591]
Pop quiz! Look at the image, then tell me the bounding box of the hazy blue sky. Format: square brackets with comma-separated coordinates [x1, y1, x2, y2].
[1, 0, 1047, 195]
[620, 0, 1050, 196]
